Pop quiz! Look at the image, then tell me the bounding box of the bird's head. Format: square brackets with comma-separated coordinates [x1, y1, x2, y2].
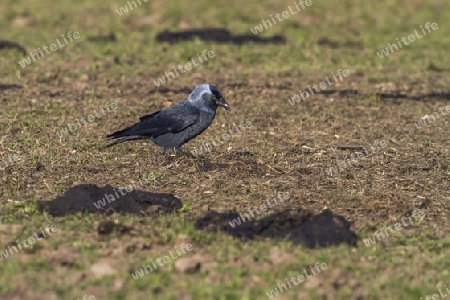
[189, 84, 231, 111]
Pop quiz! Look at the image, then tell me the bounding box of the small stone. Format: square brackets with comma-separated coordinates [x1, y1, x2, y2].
[269, 246, 295, 266]
[98, 221, 115, 235]
[174, 255, 203, 273]
[90, 260, 117, 277]
[145, 205, 160, 214]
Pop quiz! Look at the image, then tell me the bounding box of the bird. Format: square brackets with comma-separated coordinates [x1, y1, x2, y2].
[106, 84, 230, 153]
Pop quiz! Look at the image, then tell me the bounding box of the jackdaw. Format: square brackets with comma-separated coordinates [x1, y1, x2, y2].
[106, 84, 230, 153]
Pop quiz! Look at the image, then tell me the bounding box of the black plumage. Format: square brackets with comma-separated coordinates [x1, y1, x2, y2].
[106, 84, 230, 153]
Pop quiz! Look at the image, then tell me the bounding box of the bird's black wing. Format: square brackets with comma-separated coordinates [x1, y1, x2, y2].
[107, 104, 200, 139]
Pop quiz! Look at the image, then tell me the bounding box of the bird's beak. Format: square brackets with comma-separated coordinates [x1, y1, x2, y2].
[216, 97, 231, 110]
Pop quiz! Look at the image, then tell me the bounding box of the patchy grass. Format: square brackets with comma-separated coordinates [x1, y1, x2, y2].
[1, 0, 450, 299]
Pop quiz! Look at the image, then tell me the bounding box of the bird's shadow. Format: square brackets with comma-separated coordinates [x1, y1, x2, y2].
[155, 28, 286, 45]
[38, 184, 182, 216]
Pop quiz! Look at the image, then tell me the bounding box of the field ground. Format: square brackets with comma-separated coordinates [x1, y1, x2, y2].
[1, 0, 450, 299]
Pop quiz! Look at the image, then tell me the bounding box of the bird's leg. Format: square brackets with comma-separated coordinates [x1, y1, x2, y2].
[176, 146, 196, 158]
[175, 146, 184, 153]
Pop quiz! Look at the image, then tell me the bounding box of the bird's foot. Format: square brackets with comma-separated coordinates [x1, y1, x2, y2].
[161, 147, 184, 156]
[174, 146, 184, 153]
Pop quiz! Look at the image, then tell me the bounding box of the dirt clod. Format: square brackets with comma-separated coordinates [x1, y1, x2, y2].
[38, 184, 182, 216]
[195, 208, 357, 248]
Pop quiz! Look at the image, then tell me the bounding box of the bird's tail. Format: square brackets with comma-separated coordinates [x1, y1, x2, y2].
[105, 135, 146, 147]
[106, 123, 136, 139]
[106, 122, 143, 147]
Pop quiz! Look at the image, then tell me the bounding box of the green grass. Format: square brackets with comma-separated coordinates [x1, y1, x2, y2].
[1, 0, 450, 299]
